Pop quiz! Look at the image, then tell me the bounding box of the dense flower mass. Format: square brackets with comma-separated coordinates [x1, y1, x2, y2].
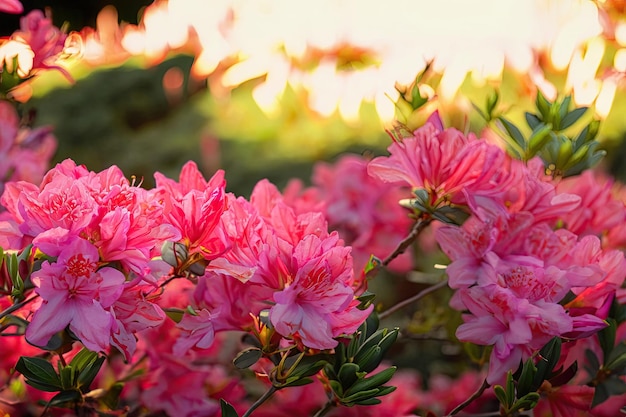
[3, 2, 626, 414]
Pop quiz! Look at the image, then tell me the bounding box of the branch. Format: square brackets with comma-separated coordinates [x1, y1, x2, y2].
[448, 378, 490, 416]
[242, 385, 278, 417]
[381, 216, 431, 267]
[378, 279, 448, 320]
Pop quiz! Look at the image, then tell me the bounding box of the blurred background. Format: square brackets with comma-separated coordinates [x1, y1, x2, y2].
[3, 0, 626, 195]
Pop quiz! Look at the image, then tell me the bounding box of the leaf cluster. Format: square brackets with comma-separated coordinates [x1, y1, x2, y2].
[323, 313, 399, 407]
[15, 348, 108, 413]
[494, 91, 604, 177]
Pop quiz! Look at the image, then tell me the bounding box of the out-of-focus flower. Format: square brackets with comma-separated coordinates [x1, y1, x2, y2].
[311, 154, 414, 273]
[0, 39, 34, 78]
[0, 0, 22, 14]
[10, 10, 69, 78]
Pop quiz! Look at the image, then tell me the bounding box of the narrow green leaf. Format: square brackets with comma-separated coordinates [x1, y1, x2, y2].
[354, 398, 382, 406]
[599, 318, 617, 360]
[69, 348, 98, 371]
[498, 117, 526, 149]
[47, 390, 81, 407]
[494, 385, 509, 408]
[101, 382, 124, 409]
[536, 90, 551, 119]
[341, 388, 380, 404]
[505, 372, 515, 407]
[220, 399, 240, 417]
[77, 356, 105, 391]
[527, 123, 553, 155]
[559, 107, 587, 130]
[344, 367, 396, 397]
[517, 359, 537, 397]
[525, 112, 542, 130]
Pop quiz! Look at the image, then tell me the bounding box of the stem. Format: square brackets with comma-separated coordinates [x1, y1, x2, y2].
[312, 400, 335, 417]
[378, 279, 448, 320]
[381, 216, 431, 267]
[0, 294, 38, 321]
[241, 385, 278, 417]
[448, 378, 490, 416]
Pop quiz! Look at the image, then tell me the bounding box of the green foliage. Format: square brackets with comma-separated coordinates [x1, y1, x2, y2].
[494, 91, 605, 176]
[220, 399, 240, 417]
[323, 313, 399, 407]
[15, 348, 107, 412]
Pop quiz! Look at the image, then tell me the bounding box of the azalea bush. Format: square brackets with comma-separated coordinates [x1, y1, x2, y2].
[2, 2, 626, 417]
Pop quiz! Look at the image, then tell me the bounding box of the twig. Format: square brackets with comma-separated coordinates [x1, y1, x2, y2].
[448, 378, 490, 416]
[381, 216, 431, 267]
[312, 400, 335, 417]
[378, 279, 448, 320]
[0, 294, 39, 321]
[242, 385, 278, 417]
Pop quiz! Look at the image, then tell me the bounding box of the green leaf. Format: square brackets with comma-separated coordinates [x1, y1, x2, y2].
[233, 347, 263, 369]
[77, 355, 105, 392]
[534, 337, 561, 385]
[101, 382, 124, 410]
[486, 90, 499, 117]
[559, 107, 587, 130]
[527, 123, 553, 156]
[344, 367, 396, 397]
[69, 348, 98, 370]
[536, 91, 551, 119]
[341, 388, 380, 404]
[15, 356, 62, 391]
[356, 290, 376, 310]
[585, 349, 601, 375]
[47, 389, 81, 407]
[599, 318, 617, 361]
[498, 117, 526, 149]
[494, 385, 509, 408]
[505, 372, 515, 407]
[338, 363, 361, 388]
[354, 398, 382, 406]
[511, 392, 540, 412]
[517, 359, 537, 397]
[220, 399, 240, 417]
[363, 256, 381, 276]
[525, 112, 542, 130]
[59, 366, 76, 391]
[605, 342, 626, 372]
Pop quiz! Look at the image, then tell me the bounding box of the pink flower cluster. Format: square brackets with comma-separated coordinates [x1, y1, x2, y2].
[368, 113, 626, 386]
[0, 158, 370, 360]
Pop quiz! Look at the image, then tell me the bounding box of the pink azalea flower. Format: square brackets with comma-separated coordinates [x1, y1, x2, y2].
[556, 170, 625, 238]
[155, 161, 229, 261]
[140, 356, 220, 417]
[269, 233, 371, 350]
[534, 383, 594, 417]
[110, 283, 166, 361]
[367, 117, 506, 206]
[25, 237, 125, 352]
[172, 309, 216, 356]
[311, 154, 414, 273]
